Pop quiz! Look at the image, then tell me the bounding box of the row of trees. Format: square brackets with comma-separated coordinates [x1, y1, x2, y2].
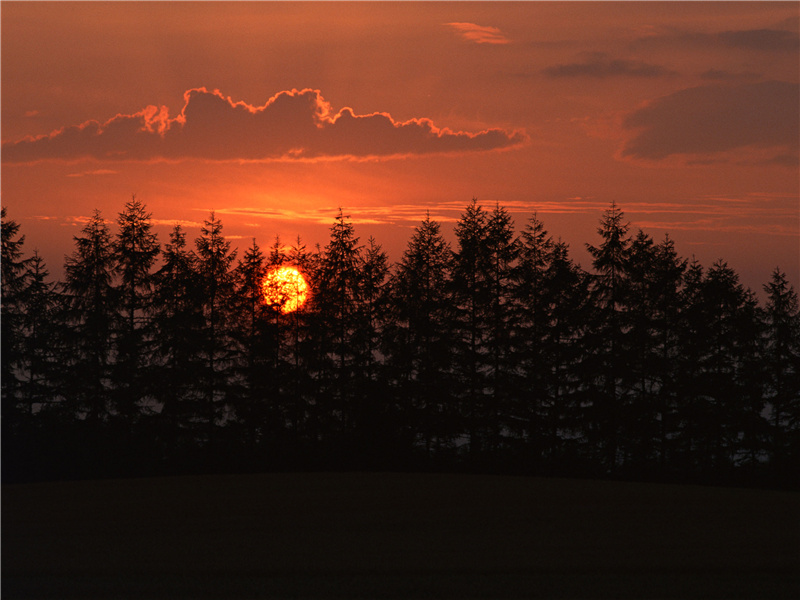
[2, 199, 798, 486]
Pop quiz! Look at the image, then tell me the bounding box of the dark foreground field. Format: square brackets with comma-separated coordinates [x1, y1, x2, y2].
[3, 473, 798, 599]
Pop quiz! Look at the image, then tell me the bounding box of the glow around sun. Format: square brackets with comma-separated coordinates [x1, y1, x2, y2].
[262, 266, 309, 314]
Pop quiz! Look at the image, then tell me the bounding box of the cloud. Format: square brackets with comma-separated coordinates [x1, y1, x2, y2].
[621, 81, 799, 163]
[543, 52, 675, 78]
[2, 88, 526, 163]
[66, 169, 118, 178]
[633, 26, 800, 53]
[446, 22, 510, 45]
[699, 69, 760, 81]
[716, 28, 799, 52]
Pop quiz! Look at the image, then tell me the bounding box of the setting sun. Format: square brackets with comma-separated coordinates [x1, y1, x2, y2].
[262, 266, 309, 314]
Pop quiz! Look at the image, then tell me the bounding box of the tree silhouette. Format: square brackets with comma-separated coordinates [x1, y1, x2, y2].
[584, 201, 632, 472]
[385, 213, 457, 459]
[112, 197, 160, 430]
[61, 210, 117, 428]
[193, 212, 238, 455]
[762, 268, 800, 474]
[1, 207, 30, 429]
[2, 198, 797, 488]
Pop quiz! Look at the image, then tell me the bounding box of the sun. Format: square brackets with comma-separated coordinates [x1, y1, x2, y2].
[262, 266, 309, 314]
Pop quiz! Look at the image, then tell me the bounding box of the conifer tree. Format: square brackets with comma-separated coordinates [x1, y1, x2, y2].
[112, 197, 160, 427]
[193, 213, 238, 450]
[1, 207, 29, 424]
[151, 225, 205, 455]
[285, 236, 317, 441]
[693, 261, 764, 473]
[17, 251, 60, 416]
[648, 234, 687, 469]
[483, 204, 518, 452]
[584, 201, 632, 472]
[513, 214, 586, 468]
[230, 238, 275, 451]
[451, 199, 492, 456]
[61, 210, 117, 427]
[386, 213, 456, 457]
[762, 268, 800, 469]
[315, 209, 363, 438]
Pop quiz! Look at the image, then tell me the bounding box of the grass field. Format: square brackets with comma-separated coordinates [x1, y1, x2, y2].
[3, 472, 798, 599]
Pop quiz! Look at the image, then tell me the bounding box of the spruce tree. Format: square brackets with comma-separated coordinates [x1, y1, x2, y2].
[61, 210, 117, 427]
[451, 199, 492, 457]
[762, 268, 800, 471]
[151, 225, 205, 458]
[315, 209, 363, 439]
[386, 213, 456, 458]
[193, 213, 238, 452]
[484, 204, 518, 453]
[584, 201, 632, 472]
[230, 238, 275, 452]
[112, 197, 160, 428]
[1, 207, 29, 426]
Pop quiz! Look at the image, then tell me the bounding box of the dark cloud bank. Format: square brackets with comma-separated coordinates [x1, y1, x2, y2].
[622, 80, 799, 163]
[2, 88, 527, 163]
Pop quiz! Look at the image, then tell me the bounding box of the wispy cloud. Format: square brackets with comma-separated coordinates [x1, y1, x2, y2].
[66, 169, 118, 178]
[543, 52, 675, 78]
[2, 88, 526, 163]
[446, 22, 510, 45]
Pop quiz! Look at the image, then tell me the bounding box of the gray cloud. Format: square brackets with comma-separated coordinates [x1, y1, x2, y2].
[699, 69, 761, 81]
[543, 52, 676, 78]
[622, 81, 799, 162]
[2, 88, 527, 163]
[633, 26, 799, 53]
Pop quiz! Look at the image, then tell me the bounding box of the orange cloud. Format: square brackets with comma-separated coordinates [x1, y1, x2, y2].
[1, 88, 526, 163]
[446, 22, 510, 45]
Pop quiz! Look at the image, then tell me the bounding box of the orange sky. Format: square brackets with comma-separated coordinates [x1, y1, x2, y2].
[2, 1, 798, 295]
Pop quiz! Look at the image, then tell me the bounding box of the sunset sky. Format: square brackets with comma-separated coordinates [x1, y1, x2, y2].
[2, 1, 798, 295]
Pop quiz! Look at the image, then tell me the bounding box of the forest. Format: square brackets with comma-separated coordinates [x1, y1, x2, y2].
[2, 199, 798, 488]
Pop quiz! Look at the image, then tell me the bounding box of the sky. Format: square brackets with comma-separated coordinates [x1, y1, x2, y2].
[2, 1, 798, 297]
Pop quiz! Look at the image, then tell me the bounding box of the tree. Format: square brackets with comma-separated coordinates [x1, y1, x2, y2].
[386, 213, 456, 458]
[647, 234, 687, 470]
[762, 268, 800, 471]
[230, 237, 276, 452]
[483, 204, 519, 453]
[17, 251, 60, 416]
[512, 214, 587, 470]
[352, 236, 391, 461]
[193, 213, 238, 452]
[584, 201, 632, 472]
[61, 210, 118, 427]
[314, 209, 363, 439]
[687, 261, 764, 475]
[1, 207, 30, 425]
[451, 199, 492, 457]
[151, 225, 205, 459]
[112, 197, 160, 427]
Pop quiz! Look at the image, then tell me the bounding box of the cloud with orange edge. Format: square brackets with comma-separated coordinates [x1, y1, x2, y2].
[1, 88, 526, 163]
[446, 22, 510, 45]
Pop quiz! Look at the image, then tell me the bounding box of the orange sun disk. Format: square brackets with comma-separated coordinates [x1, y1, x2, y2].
[262, 266, 309, 314]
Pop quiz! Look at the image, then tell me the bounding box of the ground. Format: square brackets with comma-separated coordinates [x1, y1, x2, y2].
[3, 472, 798, 599]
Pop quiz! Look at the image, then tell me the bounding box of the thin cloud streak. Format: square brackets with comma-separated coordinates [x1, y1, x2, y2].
[543, 52, 676, 78]
[446, 22, 510, 45]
